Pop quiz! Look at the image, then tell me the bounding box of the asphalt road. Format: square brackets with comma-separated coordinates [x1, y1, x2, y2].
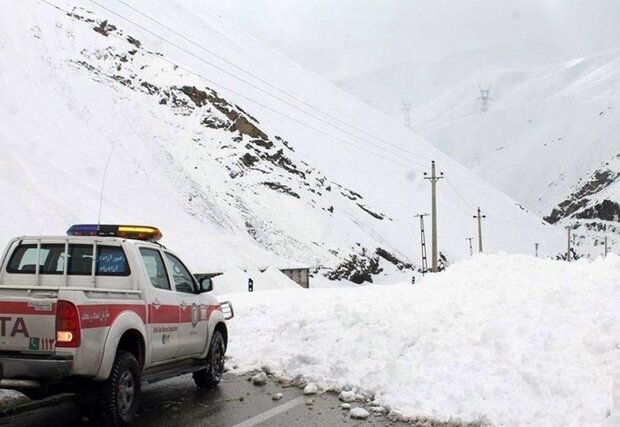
[0, 374, 407, 427]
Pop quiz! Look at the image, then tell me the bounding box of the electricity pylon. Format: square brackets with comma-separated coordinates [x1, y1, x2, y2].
[477, 85, 492, 113]
[402, 101, 412, 128]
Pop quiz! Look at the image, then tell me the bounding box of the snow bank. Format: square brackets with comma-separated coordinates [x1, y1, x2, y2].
[224, 254, 620, 426]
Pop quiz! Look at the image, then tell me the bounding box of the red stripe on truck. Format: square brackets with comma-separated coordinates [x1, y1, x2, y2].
[0, 301, 221, 330]
[78, 304, 147, 329]
[148, 304, 179, 324]
[206, 304, 221, 320]
[0, 301, 56, 315]
[178, 304, 220, 323]
[79, 304, 183, 327]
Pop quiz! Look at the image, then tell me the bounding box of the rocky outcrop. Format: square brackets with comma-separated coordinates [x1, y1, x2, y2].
[376, 248, 413, 270]
[545, 165, 619, 224]
[326, 248, 382, 284]
[261, 182, 301, 199]
[575, 199, 620, 222]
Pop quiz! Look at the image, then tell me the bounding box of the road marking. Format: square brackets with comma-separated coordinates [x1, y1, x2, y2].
[231, 396, 305, 427]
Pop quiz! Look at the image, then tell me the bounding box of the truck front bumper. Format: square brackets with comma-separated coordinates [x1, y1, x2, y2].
[0, 354, 73, 381]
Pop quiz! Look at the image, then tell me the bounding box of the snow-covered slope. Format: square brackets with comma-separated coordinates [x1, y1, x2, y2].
[0, 0, 563, 279]
[411, 52, 620, 257]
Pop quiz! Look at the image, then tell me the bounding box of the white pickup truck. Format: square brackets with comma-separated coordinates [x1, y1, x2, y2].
[0, 224, 233, 426]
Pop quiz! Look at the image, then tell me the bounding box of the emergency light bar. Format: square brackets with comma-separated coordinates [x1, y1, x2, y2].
[67, 224, 163, 241]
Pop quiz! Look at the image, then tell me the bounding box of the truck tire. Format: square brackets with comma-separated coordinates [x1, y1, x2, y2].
[100, 350, 141, 426]
[193, 330, 225, 389]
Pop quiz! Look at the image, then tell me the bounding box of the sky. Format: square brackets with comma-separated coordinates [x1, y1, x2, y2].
[201, 0, 620, 81]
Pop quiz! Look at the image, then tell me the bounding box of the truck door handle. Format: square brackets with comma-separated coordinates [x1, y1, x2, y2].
[180, 300, 188, 309]
[152, 299, 161, 308]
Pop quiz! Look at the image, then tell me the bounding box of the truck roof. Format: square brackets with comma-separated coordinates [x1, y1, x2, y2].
[10, 236, 163, 248]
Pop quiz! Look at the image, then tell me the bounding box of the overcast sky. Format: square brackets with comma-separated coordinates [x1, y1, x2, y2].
[202, 0, 620, 80]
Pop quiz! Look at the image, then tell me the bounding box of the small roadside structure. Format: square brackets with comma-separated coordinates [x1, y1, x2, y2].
[279, 267, 310, 288]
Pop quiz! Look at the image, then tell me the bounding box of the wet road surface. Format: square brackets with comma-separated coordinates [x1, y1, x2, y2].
[0, 374, 408, 426]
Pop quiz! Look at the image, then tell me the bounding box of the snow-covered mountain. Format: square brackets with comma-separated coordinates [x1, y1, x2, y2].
[336, 44, 567, 119]
[0, 0, 563, 281]
[411, 51, 620, 258]
[338, 44, 620, 259]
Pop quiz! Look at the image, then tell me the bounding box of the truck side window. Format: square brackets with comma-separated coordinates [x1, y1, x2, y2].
[68, 245, 93, 275]
[139, 248, 171, 291]
[7, 244, 57, 274]
[164, 253, 197, 294]
[6, 244, 129, 276]
[96, 246, 130, 275]
[68, 245, 131, 276]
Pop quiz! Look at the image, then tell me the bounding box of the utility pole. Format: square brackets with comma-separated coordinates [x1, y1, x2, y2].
[566, 227, 571, 262]
[424, 161, 443, 272]
[477, 85, 492, 113]
[414, 213, 429, 275]
[402, 101, 412, 128]
[473, 207, 486, 253]
[604, 236, 608, 258]
[466, 237, 474, 256]
[534, 243, 539, 258]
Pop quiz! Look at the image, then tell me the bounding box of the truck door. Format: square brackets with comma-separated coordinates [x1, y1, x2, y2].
[163, 252, 208, 357]
[138, 247, 179, 363]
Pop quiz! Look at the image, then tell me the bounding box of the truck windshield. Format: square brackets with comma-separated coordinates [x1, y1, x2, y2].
[6, 244, 130, 276]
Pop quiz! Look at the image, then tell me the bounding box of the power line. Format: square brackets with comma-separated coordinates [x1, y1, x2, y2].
[86, 0, 433, 165]
[139, 55, 420, 169]
[444, 177, 553, 232]
[138, 54, 421, 170]
[41, 0, 427, 171]
[485, 217, 552, 231]
[444, 177, 474, 209]
[115, 0, 433, 162]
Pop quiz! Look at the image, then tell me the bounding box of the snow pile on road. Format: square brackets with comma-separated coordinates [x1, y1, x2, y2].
[223, 254, 620, 426]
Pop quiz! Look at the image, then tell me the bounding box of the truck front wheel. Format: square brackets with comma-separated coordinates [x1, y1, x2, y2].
[99, 350, 141, 426]
[193, 330, 225, 389]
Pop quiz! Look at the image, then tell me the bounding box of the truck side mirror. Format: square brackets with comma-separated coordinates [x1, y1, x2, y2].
[199, 277, 213, 293]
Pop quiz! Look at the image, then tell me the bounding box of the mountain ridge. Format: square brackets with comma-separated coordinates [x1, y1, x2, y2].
[0, 0, 564, 281]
